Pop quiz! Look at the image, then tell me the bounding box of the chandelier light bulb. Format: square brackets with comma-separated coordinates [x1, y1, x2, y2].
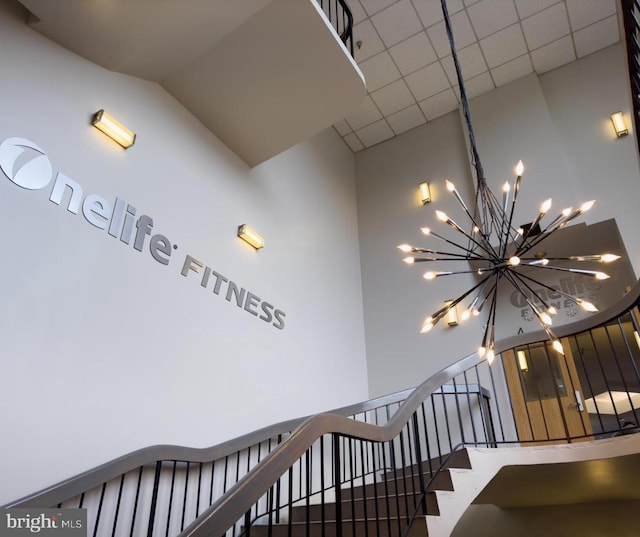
[461, 309, 471, 321]
[508, 256, 521, 266]
[580, 300, 598, 312]
[548, 306, 557, 315]
[562, 207, 573, 217]
[435, 210, 448, 222]
[600, 254, 621, 263]
[478, 346, 486, 358]
[502, 181, 510, 193]
[486, 349, 495, 365]
[423, 271, 437, 280]
[398, 244, 412, 252]
[595, 272, 610, 280]
[580, 200, 595, 212]
[403, 257, 415, 264]
[515, 160, 524, 176]
[421, 227, 431, 235]
[540, 312, 553, 326]
[552, 340, 564, 354]
[421, 322, 434, 333]
[446, 180, 456, 192]
[516, 227, 523, 235]
[540, 198, 552, 214]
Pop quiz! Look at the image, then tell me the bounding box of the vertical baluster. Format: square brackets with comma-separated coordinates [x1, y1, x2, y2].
[488, 358, 508, 443]
[429, 395, 443, 464]
[333, 435, 343, 537]
[195, 463, 203, 518]
[358, 440, 370, 537]
[462, 371, 479, 445]
[146, 461, 163, 537]
[111, 473, 125, 537]
[180, 462, 190, 532]
[165, 461, 178, 537]
[129, 467, 143, 537]
[93, 482, 107, 537]
[411, 413, 428, 516]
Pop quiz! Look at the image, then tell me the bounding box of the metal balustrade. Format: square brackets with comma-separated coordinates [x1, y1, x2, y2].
[315, 0, 354, 56]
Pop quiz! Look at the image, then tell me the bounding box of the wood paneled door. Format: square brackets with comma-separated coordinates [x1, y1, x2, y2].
[503, 340, 593, 444]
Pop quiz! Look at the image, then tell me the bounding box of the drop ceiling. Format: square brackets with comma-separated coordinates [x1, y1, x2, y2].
[335, 0, 621, 151]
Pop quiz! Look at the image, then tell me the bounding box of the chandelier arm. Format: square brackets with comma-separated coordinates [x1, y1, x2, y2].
[511, 271, 596, 307]
[501, 175, 522, 258]
[412, 247, 488, 260]
[411, 256, 489, 262]
[429, 228, 498, 259]
[448, 187, 497, 254]
[523, 265, 607, 279]
[502, 270, 553, 312]
[515, 207, 588, 256]
[439, 218, 502, 260]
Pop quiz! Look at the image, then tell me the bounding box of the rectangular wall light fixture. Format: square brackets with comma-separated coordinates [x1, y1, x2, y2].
[419, 182, 431, 204]
[237, 224, 264, 249]
[611, 111, 628, 138]
[445, 300, 458, 326]
[92, 109, 136, 148]
[517, 350, 529, 372]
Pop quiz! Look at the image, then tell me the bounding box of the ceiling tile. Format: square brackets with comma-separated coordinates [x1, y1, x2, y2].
[359, 51, 402, 91]
[490, 54, 533, 86]
[522, 3, 570, 50]
[343, 132, 365, 152]
[480, 23, 527, 68]
[356, 119, 396, 147]
[370, 79, 417, 115]
[441, 43, 488, 85]
[467, 0, 519, 40]
[359, 0, 398, 17]
[349, 0, 369, 24]
[412, 0, 464, 28]
[463, 71, 495, 98]
[344, 95, 383, 130]
[566, 0, 616, 31]
[514, 0, 560, 20]
[353, 20, 386, 63]
[372, 0, 423, 47]
[427, 10, 476, 58]
[530, 35, 576, 73]
[419, 88, 459, 120]
[573, 15, 619, 58]
[387, 104, 427, 134]
[333, 119, 352, 136]
[389, 31, 438, 75]
[405, 61, 451, 101]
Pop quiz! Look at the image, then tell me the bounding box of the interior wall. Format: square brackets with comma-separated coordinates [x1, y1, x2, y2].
[356, 42, 640, 396]
[0, 0, 368, 505]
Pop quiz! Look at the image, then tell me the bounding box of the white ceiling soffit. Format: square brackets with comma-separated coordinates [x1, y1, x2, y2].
[18, 0, 273, 81]
[18, 0, 366, 167]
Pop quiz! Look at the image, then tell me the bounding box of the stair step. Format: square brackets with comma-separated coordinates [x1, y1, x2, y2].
[290, 491, 438, 521]
[384, 449, 471, 479]
[249, 517, 429, 537]
[341, 470, 452, 499]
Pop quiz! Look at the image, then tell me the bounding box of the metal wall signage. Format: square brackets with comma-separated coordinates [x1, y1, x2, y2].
[0, 137, 286, 329]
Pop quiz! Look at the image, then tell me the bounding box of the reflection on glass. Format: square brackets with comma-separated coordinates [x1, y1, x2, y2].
[517, 344, 567, 402]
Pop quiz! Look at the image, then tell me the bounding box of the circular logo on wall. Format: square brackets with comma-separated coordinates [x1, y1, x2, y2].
[0, 137, 53, 190]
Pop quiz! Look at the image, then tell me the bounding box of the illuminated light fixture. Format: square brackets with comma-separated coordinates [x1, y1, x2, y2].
[611, 111, 628, 137]
[517, 350, 528, 372]
[237, 224, 264, 250]
[584, 390, 640, 415]
[419, 182, 431, 204]
[399, 0, 621, 363]
[91, 109, 136, 149]
[445, 300, 458, 326]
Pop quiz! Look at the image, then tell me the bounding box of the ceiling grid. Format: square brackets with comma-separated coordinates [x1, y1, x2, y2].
[336, 0, 620, 151]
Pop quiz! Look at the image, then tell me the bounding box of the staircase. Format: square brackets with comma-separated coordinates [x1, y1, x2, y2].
[250, 450, 472, 537]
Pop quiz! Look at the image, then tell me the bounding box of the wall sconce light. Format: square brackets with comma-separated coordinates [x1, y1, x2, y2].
[91, 109, 136, 148]
[445, 300, 458, 326]
[517, 350, 529, 372]
[237, 224, 264, 249]
[611, 111, 628, 138]
[419, 182, 431, 204]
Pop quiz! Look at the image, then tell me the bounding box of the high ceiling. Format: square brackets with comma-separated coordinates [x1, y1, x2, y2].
[334, 0, 621, 151]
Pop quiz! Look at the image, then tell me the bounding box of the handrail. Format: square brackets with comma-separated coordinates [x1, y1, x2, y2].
[4, 388, 414, 509]
[179, 354, 481, 536]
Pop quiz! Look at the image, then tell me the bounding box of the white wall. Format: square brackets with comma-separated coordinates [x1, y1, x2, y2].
[357, 42, 640, 396]
[0, 1, 368, 504]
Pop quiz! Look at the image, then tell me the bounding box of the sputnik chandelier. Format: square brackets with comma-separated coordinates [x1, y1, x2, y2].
[399, 0, 621, 364]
